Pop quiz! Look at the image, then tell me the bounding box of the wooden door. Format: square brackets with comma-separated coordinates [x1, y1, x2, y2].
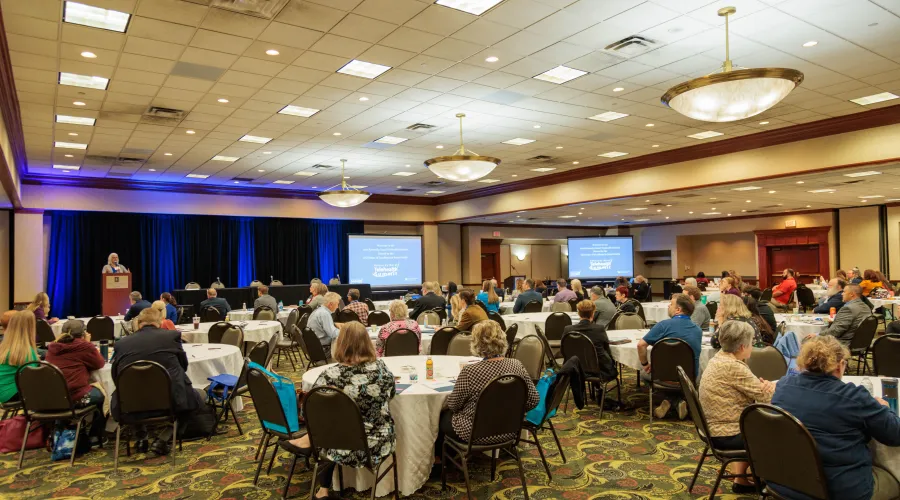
[481, 253, 497, 282]
[768, 245, 821, 283]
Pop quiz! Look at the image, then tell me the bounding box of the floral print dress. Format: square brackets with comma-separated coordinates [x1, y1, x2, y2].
[313, 359, 397, 466]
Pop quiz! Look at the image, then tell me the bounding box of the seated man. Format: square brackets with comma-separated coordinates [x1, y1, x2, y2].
[123, 291, 151, 321]
[822, 284, 870, 346]
[746, 287, 777, 332]
[814, 278, 847, 315]
[681, 286, 710, 330]
[342, 288, 369, 325]
[849, 267, 863, 285]
[409, 282, 446, 321]
[253, 284, 278, 312]
[770, 268, 798, 312]
[632, 276, 652, 302]
[590, 285, 617, 327]
[637, 295, 702, 420]
[111, 307, 207, 455]
[308, 292, 343, 349]
[553, 279, 576, 303]
[512, 279, 543, 314]
[199, 288, 231, 316]
[562, 300, 617, 381]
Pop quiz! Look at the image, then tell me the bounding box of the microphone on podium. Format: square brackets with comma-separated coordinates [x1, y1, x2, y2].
[337, 273, 341, 284]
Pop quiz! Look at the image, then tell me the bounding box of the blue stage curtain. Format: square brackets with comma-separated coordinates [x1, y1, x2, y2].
[45, 211, 361, 317]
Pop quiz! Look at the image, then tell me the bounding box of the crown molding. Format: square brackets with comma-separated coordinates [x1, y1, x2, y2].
[0, 8, 25, 209]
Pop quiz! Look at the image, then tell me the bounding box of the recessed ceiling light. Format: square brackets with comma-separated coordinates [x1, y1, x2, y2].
[68, 132, 78, 136]
[56, 115, 95, 126]
[239, 135, 272, 144]
[265, 49, 280, 56]
[359, 96, 369, 101]
[711, 207, 716, 210]
[665, 217, 669, 219]
[59, 72, 108, 90]
[374, 135, 408, 144]
[186, 130, 195, 134]
[613, 87, 624, 92]
[337, 59, 391, 79]
[63, 2, 130, 32]
[759, 121, 769, 125]
[511, 174, 517, 177]
[703, 212, 722, 215]
[211, 155, 239, 162]
[392, 172, 416, 176]
[164, 153, 172, 156]
[273, 180, 294, 185]
[55, 141, 86, 149]
[768, 190, 776, 194]
[742, 209, 747, 212]
[503, 138, 535, 145]
[745, 200, 752, 203]
[294, 171, 318, 176]
[148, 168, 156, 172]
[710, 197, 716, 200]
[732, 186, 761, 191]
[626, 208, 647, 211]
[850, 92, 899, 106]
[217, 98, 229, 103]
[558, 215, 576, 218]
[533, 65, 587, 84]
[186, 174, 209, 179]
[436, 145, 444, 149]
[73, 101, 86, 106]
[588, 111, 628, 122]
[861, 195, 884, 198]
[262, 151, 272, 155]
[862, 199, 869, 202]
[688, 131, 724, 139]
[533, 124, 541, 129]
[803, 41, 818, 47]
[598, 151, 627, 158]
[555, 146, 563, 149]
[633, 218, 650, 222]
[80, 51, 96, 59]
[485, 56, 499, 63]
[478, 179, 500, 183]
[689, 211, 694, 214]
[806, 205, 812, 207]
[808, 188, 836, 193]
[53, 164, 80, 170]
[796, 181, 805, 184]
[651, 144, 659, 148]
[332, 132, 342, 136]
[64, 154, 73, 158]
[531, 167, 556, 172]
[572, 161, 579, 164]
[844, 171, 882, 177]
[258, 169, 266, 172]
[234, 181, 240, 184]
[656, 209, 662, 212]
[645, 123, 654, 127]
[426, 190, 445, 194]
[279, 105, 320, 117]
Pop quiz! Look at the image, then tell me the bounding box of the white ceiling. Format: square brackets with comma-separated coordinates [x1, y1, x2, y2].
[6, 0, 900, 197]
[462, 163, 900, 225]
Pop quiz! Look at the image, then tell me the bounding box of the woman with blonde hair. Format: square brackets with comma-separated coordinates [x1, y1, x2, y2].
[281, 322, 396, 500]
[711, 294, 764, 348]
[27, 291, 58, 324]
[151, 301, 176, 330]
[375, 300, 421, 357]
[101, 253, 128, 274]
[571, 278, 585, 301]
[476, 280, 500, 314]
[770, 335, 900, 500]
[0, 311, 40, 403]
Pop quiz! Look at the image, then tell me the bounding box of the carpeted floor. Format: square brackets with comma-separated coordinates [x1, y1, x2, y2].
[0, 361, 756, 500]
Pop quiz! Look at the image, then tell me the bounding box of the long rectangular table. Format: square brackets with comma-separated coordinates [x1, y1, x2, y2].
[174, 284, 373, 312]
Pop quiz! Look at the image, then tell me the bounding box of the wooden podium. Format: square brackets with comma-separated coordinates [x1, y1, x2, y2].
[102, 272, 132, 316]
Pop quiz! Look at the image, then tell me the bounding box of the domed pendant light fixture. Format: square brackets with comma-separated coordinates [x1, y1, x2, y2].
[661, 6, 804, 122]
[424, 113, 500, 182]
[317, 159, 371, 208]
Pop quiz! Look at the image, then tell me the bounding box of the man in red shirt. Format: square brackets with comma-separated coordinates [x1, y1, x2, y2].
[771, 268, 797, 312]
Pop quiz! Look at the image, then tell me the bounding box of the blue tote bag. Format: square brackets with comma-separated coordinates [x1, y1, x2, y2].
[526, 370, 558, 425]
[248, 361, 300, 434]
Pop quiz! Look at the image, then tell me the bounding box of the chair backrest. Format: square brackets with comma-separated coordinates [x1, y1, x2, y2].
[848, 315, 878, 352]
[16, 362, 74, 416]
[207, 322, 233, 344]
[533, 372, 570, 426]
[185, 282, 201, 290]
[114, 360, 175, 418]
[35, 319, 56, 344]
[512, 335, 544, 380]
[706, 301, 718, 319]
[284, 308, 299, 329]
[264, 332, 280, 367]
[335, 309, 360, 324]
[760, 288, 773, 302]
[523, 301, 544, 313]
[567, 298, 579, 311]
[650, 337, 696, 384]
[176, 306, 186, 324]
[270, 280, 283, 286]
[676, 365, 714, 446]
[550, 302, 571, 313]
[447, 333, 474, 356]
[211, 280, 225, 289]
[430, 327, 459, 355]
[247, 366, 293, 437]
[614, 312, 646, 330]
[533, 325, 560, 370]
[87, 316, 115, 341]
[561, 333, 601, 376]
[297, 313, 310, 331]
[432, 307, 448, 323]
[305, 386, 373, 466]
[872, 334, 900, 377]
[467, 375, 528, 448]
[746, 346, 788, 381]
[253, 306, 276, 320]
[248, 340, 269, 367]
[219, 326, 244, 348]
[405, 299, 419, 310]
[740, 404, 830, 500]
[250, 280, 263, 287]
[383, 328, 420, 356]
[544, 312, 573, 341]
[416, 310, 440, 326]
[797, 287, 817, 308]
[487, 311, 506, 330]
[474, 301, 489, 313]
[301, 327, 329, 365]
[697, 281, 707, 291]
[364, 298, 376, 311]
[367, 310, 391, 327]
[505, 323, 519, 348]
[297, 305, 313, 318]
[200, 306, 223, 323]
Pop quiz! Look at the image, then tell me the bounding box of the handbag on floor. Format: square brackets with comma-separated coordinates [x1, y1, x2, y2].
[50, 426, 91, 461]
[0, 416, 47, 453]
[248, 361, 300, 434]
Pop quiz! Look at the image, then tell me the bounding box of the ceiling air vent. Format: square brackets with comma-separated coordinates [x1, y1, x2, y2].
[527, 155, 554, 161]
[185, 0, 290, 19]
[84, 155, 118, 165]
[406, 123, 437, 131]
[142, 106, 184, 126]
[842, 179, 865, 184]
[115, 157, 145, 167]
[311, 164, 335, 170]
[232, 177, 254, 182]
[672, 193, 702, 198]
[395, 188, 415, 192]
[603, 35, 660, 59]
[761, 205, 783, 209]
[423, 180, 445, 187]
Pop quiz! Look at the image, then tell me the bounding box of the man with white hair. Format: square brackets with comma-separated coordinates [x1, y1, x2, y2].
[409, 281, 446, 321]
[308, 292, 344, 348]
[814, 278, 847, 314]
[590, 286, 616, 327]
[124, 291, 151, 321]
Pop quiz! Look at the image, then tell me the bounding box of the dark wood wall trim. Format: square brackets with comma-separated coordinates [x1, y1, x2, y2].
[460, 222, 609, 231]
[754, 226, 832, 289]
[0, 7, 25, 209]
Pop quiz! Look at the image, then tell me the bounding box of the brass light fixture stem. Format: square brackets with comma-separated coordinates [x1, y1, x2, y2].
[340, 159, 347, 189]
[456, 113, 466, 155]
[719, 6, 736, 72]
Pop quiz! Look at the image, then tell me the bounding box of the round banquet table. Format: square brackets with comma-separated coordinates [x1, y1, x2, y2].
[641, 302, 671, 323]
[52, 316, 126, 338]
[176, 320, 282, 344]
[366, 325, 435, 354]
[702, 291, 721, 302]
[503, 312, 579, 338]
[227, 309, 289, 322]
[373, 300, 394, 311]
[607, 329, 717, 374]
[499, 300, 551, 315]
[840, 376, 899, 481]
[90, 343, 245, 411]
[301, 355, 481, 496]
[774, 314, 829, 335]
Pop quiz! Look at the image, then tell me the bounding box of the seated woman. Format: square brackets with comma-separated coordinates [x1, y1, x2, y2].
[0, 311, 40, 403]
[571, 279, 586, 302]
[45, 320, 108, 446]
[743, 296, 775, 345]
[711, 294, 765, 349]
[699, 320, 776, 494]
[26, 292, 59, 325]
[632, 276, 651, 302]
[476, 280, 501, 314]
[561, 300, 617, 381]
[160, 292, 178, 323]
[151, 301, 177, 330]
[375, 300, 421, 357]
[435, 321, 538, 466]
[719, 277, 741, 298]
[456, 289, 488, 332]
[281, 322, 396, 500]
[615, 286, 637, 313]
[695, 271, 709, 286]
[771, 335, 900, 500]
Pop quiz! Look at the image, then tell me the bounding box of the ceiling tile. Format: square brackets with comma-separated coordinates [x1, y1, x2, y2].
[330, 13, 398, 43]
[308, 34, 372, 58]
[276, 1, 347, 32]
[353, 0, 427, 24]
[258, 22, 324, 50]
[189, 30, 253, 56]
[405, 5, 476, 36]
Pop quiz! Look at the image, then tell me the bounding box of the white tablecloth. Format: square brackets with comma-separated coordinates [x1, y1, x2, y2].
[176, 320, 282, 344]
[503, 312, 579, 338]
[842, 376, 900, 481]
[53, 316, 126, 338]
[607, 329, 717, 373]
[499, 300, 551, 315]
[91, 343, 245, 411]
[774, 314, 829, 335]
[227, 309, 290, 322]
[301, 355, 480, 496]
[373, 300, 394, 311]
[641, 302, 671, 323]
[367, 326, 435, 355]
[702, 291, 721, 302]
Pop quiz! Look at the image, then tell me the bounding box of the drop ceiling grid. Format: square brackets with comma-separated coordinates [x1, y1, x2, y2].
[4, 0, 900, 195]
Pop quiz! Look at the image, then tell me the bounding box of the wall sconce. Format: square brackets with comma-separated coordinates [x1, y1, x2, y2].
[514, 251, 527, 261]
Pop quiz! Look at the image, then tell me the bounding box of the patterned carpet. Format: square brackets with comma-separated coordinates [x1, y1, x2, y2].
[0, 362, 756, 500]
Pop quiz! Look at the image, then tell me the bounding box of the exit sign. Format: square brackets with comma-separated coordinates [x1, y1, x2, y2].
[492, 231, 501, 237]
[785, 219, 797, 228]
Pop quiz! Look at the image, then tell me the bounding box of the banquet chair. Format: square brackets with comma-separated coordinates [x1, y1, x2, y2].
[848, 315, 878, 375]
[199, 306, 224, 323]
[270, 280, 283, 286]
[550, 302, 571, 313]
[218, 326, 244, 350]
[432, 307, 448, 324]
[113, 361, 181, 470]
[207, 322, 233, 344]
[367, 311, 391, 327]
[504, 324, 519, 356]
[15, 362, 97, 468]
[364, 298, 376, 311]
[304, 386, 399, 500]
[488, 311, 505, 331]
[610, 312, 645, 331]
[405, 299, 419, 310]
[280, 308, 299, 331]
[263, 333, 280, 368]
[440, 374, 530, 500]
[211, 280, 225, 289]
[872, 334, 900, 377]
[249, 280, 263, 287]
[35, 319, 56, 347]
[87, 316, 115, 343]
[246, 367, 308, 491]
[297, 313, 310, 332]
[561, 333, 619, 417]
[760, 288, 773, 303]
[430, 327, 459, 356]
[567, 298, 579, 312]
[185, 282, 201, 290]
[301, 327, 330, 367]
[544, 312, 573, 353]
[740, 403, 829, 500]
[697, 282, 708, 291]
[796, 287, 817, 313]
[648, 338, 695, 424]
[383, 328, 419, 356]
[523, 301, 544, 313]
[475, 301, 489, 314]
[512, 335, 545, 380]
[746, 347, 788, 381]
[297, 304, 313, 319]
[416, 310, 440, 326]
[520, 372, 569, 481]
[335, 309, 360, 324]
[447, 333, 474, 356]
[175, 306, 186, 325]
[534, 326, 562, 370]
[273, 324, 301, 370]
[706, 301, 718, 319]
[253, 306, 276, 321]
[210, 350, 263, 436]
[677, 366, 751, 499]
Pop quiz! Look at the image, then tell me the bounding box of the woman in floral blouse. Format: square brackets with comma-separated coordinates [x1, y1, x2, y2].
[375, 300, 421, 356]
[281, 322, 396, 499]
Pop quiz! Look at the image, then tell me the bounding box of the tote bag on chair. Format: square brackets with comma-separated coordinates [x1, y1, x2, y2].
[248, 362, 300, 434]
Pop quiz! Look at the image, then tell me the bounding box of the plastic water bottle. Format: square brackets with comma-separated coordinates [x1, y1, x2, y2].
[242, 302, 247, 311]
[100, 342, 109, 361]
[861, 377, 874, 396]
[708, 322, 715, 335]
[409, 368, 418, 384]
[278, 301, 284, 312]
